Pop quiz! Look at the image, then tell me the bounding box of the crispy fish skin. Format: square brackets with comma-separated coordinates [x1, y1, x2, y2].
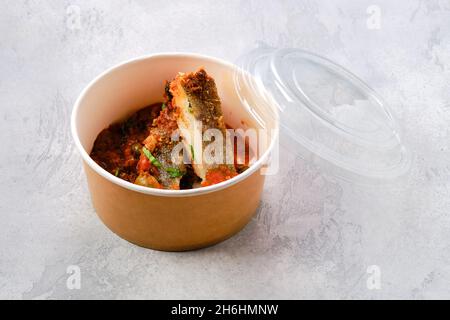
[172, 69, 225, 131]
[170, 69, 236, 182]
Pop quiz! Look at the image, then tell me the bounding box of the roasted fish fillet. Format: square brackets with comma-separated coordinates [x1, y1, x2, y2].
[169, 69, 237, 185]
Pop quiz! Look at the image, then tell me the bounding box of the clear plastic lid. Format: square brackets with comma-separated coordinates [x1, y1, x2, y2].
[234, 46, 410, 181]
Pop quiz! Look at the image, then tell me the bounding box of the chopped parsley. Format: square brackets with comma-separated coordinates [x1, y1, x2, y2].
[190, 144, 195, 161]
[165, 167, 185, 178]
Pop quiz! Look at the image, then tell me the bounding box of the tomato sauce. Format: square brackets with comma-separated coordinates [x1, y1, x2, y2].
[90, 104, 250, 189]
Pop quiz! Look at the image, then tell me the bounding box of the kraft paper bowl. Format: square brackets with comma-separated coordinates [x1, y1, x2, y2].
[71, 53, 279, 251]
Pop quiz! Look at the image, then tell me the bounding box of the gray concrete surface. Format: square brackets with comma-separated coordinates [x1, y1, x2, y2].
[1, 0, 450, 299]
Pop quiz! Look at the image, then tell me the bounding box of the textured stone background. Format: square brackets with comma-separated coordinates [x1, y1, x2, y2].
[1, 0, 449, 299]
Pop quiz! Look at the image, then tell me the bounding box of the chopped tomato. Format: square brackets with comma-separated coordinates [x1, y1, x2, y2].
[137, 153, 160, 177]
[137, 154, 150, 172]
[201, 166, 238, 187]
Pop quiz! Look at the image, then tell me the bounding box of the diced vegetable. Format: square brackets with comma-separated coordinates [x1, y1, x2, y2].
[137, 154, 151, 172]
[135, 173, 161, 188]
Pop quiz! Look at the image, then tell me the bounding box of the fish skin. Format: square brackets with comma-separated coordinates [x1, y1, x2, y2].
[141, 103, 186, 189]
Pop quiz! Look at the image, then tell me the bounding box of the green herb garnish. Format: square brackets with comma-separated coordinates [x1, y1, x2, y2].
[114, 168, 120, 177]
[161, 103, 167, 110]
[165, 167, 185, 178]
[142, 147, 162, 168]
[190, 145, 195, 161]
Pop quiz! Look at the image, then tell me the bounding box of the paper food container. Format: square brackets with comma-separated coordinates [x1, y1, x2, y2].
[71, 48, 409, 251]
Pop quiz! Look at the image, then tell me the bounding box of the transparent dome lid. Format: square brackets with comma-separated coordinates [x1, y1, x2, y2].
[234, 46, 410, 181]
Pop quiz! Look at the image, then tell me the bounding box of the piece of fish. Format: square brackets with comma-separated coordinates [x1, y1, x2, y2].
[137, 103, 186, 190]
[169, 69, 237, 185]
